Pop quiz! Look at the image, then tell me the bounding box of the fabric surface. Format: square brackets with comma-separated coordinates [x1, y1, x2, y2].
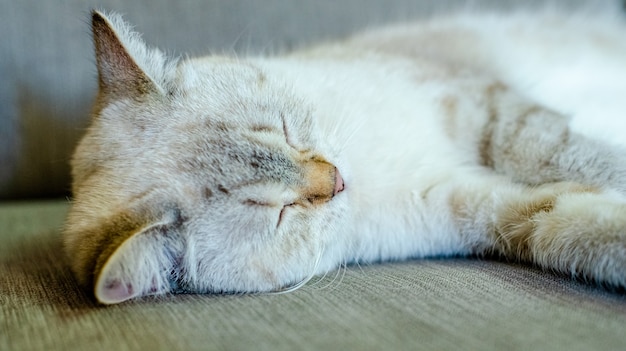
[1, 0, 620, 199]
[2, 201, 626, 351]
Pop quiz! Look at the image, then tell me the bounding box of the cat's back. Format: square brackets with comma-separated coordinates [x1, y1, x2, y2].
[278, 10, 626, 145]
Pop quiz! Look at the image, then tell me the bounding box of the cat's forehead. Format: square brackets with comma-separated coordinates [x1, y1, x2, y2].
[176, 58, 267, 95]
[170, 58, 306, 124]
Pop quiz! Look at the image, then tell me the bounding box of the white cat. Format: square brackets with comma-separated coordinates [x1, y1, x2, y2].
[64, 10, 626, 304]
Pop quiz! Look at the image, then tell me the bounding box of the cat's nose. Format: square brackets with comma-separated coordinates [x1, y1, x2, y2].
[334, 167, 345, 195]
[300, 158, 342, 205]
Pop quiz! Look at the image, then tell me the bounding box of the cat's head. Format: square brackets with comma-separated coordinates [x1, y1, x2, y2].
[64, 11, 348, 304]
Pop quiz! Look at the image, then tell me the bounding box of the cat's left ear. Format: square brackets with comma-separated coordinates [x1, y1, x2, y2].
[90, 206, 185, 304]
[91, 10, 175, 100]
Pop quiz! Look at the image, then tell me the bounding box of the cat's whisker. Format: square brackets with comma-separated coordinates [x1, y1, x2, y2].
[338, 123, 364, 153]
[331, 263, 349, 292]
[335, 112, 366, 153]
[353, 259, 367, 275]
[308, 264, 332, 288]
[226, 22, 254, 55]
[271, 243, 325, 294]
[271, 275, 312, 294]
[317, 269, 339, 291]
[318, 260, 347, 291]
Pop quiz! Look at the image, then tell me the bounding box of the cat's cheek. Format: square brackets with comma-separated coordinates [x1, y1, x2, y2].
[314, 196, 353, 272]
[252, 219, 315, 287]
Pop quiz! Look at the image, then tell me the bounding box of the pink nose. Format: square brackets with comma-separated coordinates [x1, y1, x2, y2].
[334, 167, 345, 195]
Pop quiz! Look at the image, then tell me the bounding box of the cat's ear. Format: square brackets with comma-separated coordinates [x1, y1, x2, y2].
[93, 207, 184, 304]
[91, 10, 175, 100]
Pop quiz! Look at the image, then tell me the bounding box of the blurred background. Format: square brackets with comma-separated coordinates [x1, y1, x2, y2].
[1, 0, 623, 199]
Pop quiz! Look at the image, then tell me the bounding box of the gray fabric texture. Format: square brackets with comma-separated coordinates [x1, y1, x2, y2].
[1, 201, 626, 350]
[0, 0, 621, 199]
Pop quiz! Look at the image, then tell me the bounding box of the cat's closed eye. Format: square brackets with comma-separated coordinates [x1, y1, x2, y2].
[249, 117, 298, 150]
[277, 203, 296, 228]
[250, 125, 278, 134]
[243, 198, 295, 228]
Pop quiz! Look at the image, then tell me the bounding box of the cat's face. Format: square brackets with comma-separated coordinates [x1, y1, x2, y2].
[64, 11, 348, 304]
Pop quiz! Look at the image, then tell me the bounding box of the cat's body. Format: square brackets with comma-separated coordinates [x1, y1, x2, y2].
[65, 10, 626, 304]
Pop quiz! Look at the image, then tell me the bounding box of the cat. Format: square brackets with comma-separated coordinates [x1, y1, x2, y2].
[64, 9, 626, 304]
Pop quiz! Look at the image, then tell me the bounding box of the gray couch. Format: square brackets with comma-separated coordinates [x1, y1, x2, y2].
[2, 1, 626, 350]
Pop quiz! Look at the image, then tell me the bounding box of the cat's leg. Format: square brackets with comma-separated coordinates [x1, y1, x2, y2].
[445, 175, 626, 288]
[472, 83, 626, 194]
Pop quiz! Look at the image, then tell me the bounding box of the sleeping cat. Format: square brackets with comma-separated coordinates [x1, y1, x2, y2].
[64, 9, 626, 304]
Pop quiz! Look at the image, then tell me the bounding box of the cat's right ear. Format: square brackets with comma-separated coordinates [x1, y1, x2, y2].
[91, 10, 172, 100]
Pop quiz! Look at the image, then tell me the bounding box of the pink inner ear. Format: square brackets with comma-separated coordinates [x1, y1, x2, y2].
[98, 278, 135, 304]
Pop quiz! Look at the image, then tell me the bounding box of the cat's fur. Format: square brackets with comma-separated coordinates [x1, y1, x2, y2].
[65, 9, 626, 304]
